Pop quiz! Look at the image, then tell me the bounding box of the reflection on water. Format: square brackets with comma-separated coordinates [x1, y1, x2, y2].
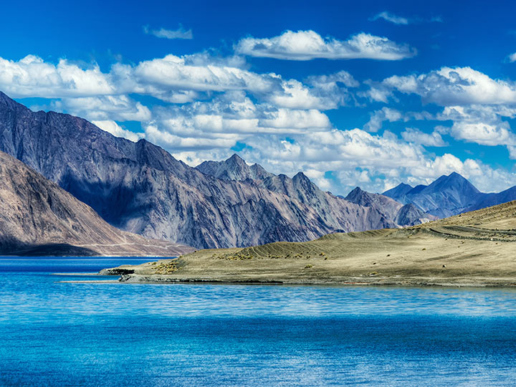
[1, 257, 516, 386]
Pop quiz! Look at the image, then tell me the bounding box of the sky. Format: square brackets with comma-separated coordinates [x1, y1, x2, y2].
[2, 0, 516, 194]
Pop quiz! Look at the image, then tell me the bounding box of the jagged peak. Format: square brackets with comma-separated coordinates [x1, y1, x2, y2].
[225, 153, 247, 165]
[428, 171, 479, 193]
[395, 182, 412, 190]
[293, 171, 310, 181]
[383, 182, 414, 198]
[349, 186, 364, 194]
[345, 187, 369, 201]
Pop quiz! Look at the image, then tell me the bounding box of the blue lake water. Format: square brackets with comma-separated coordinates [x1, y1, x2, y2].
[1, 258, 516, 386]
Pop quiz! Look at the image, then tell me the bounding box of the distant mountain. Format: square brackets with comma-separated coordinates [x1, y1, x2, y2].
[384, 172, 490, 218]
[0, 92, 416, 250]
[344, 187, 434, 226]
[383, 183, 413, 200]
[0, 150, 192, 256]
[466, 187, 515, 212]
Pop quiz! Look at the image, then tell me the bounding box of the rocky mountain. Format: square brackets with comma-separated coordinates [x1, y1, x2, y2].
[382, 183, 413, 200]
[466, 187, 516, 212]
[0, 92, 419, 250]
[196, 154, 273, 181]
[383, 172, 488, 218]
[197, 159, 431, 227]
[0, 150, 193, 256]
[344, 187, 434, 226]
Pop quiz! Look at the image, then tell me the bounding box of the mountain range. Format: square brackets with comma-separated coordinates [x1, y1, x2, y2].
[0, 92, 430, 250]
[1, 91, 516, 252]
[382, 172, 516, 218]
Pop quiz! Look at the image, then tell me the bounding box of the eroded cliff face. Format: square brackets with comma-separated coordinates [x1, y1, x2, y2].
[0, 150, 192, 256]
[0, 92, 411, 249]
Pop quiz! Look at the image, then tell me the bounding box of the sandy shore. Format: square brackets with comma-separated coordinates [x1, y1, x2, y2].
[98, 201, 516, 288]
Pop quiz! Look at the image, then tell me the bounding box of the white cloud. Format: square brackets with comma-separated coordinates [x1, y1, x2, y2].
[0, 54, 357, 113]
[507, 52, 516, 63]
[3, 53, 516, 196]
[384, 67, 516, 105]
[268, 71, 358, 110]
[145, 92, 333, 152]
[235, 30, 416, 61]
[437, 105, 516, 150]
[370, 11, 443, 25]
[117, 54, 279, 95]
[450, 121, 515, 146]
[143, 25, 193, 40]
[370, 11, 409, 25]
[0, 55, 114, 98]
[92, 120, 144, 142]
[401, 128, 447, 147]
[54, 95, 152, 122]
[364, 107, 403, 132]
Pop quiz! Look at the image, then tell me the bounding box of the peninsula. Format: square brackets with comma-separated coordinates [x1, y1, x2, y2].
[100, 200, 516, 287]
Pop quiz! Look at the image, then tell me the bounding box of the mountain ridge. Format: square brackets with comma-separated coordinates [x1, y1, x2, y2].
[383, 172, 491, 218]
[0, 92, 416, 249]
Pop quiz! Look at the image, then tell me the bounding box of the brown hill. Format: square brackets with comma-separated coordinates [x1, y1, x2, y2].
[0, 150, 193, 256]
[101, 201, 516, 286]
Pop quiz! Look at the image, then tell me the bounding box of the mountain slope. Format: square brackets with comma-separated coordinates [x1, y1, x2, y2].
[0, 92, 411, 249]
[344, 187, 434, 226]
[383, 183, 413, 199]
[0, 150, 192, 256]
[466, 187, 514, 212]
[197, 157, 434, 227]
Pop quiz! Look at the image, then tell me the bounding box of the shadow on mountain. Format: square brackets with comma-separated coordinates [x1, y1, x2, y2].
[0, 240, 99, 256]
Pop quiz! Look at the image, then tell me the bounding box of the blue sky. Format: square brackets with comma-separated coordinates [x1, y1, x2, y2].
[2, 0, 516, 194]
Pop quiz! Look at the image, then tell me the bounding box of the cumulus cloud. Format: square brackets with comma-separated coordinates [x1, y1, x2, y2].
[438, 105, 516, 149]
[145, 91, 333, 152]
[0, 53, 356, 113]
[143, 25, 193, 40]
[0, 55, 114, 98]
[235, 30, 416, 61]
[268, 71, 358, 110]
[364, 107, 403, 132]
[54, 95, 152, 122]
[384, 67, 516, 105]
[401, 128, 447, 147]
[92, 120, 145, 142]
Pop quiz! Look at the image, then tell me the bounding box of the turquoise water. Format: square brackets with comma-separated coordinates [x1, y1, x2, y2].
[1, 258, 516, 386]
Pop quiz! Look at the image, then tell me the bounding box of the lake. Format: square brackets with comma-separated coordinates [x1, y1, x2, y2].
[1, 257, 516, 386]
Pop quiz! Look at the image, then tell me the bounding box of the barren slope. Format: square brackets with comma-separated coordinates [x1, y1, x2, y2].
[0, 151, 193, 256]
[101, 201, 516, 286]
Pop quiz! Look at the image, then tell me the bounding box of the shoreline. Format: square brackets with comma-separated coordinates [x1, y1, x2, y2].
[64, 272, 516, 289]
[91, 201, 516, 290]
